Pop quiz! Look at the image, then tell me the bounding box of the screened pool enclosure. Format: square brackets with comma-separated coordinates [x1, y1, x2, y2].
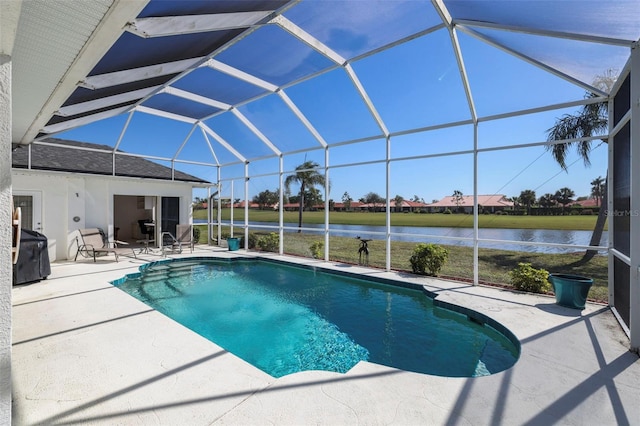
[6, 1, 640, 351]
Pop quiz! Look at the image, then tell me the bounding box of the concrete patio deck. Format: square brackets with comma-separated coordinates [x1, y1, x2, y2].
[11, 246, 640, 425]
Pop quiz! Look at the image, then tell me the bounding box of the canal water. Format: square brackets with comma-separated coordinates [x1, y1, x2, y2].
[196, 220, 608, 254]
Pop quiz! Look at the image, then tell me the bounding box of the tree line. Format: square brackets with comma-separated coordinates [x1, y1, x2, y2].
[507, 176, 605, 216]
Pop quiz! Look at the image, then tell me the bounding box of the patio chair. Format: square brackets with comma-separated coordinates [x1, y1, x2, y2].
[75, 228, 136, 262]
[137, 220, 155, 253]
[176, 224, 194, 253]
[161, 232, 182, 256]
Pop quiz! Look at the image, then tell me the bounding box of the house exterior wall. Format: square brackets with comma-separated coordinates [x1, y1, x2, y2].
[12, 170, 194, 261]
[1, 49, 13, 422]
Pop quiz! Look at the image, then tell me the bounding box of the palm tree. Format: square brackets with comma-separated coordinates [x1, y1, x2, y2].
[393, 195, 404, 212]
[546, 72, 614, 258]
[546, 92, 608, 170]
[538, 193, 556, 215]
[509, 195, 521, 213]
[519, 189, 536, 215]
[554, 187, 575, 214]
[284, 161, 326, 232]
[452, 190, 463, 212]
[590, 176, 606, 207]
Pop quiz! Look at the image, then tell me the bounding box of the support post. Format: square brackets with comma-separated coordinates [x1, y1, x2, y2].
[473, 123, 479, 285]
[244, 162, 249, 249]
[629, 42, 640, 352]
[386, 135, 391, 271]
[607, 93, 615, 306]
[230, 180, 234, 238]
[324, 147, 330, 261]
[216, 167, 221, 246]
[279, 155, 284, 255]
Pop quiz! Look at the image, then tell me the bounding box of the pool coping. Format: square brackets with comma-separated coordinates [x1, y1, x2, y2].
[11, 247, 640, 425]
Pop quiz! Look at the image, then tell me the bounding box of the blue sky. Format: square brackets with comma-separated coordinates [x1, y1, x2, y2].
[59, 16, 613, 205]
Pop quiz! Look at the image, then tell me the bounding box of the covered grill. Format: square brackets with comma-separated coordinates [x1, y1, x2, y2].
[13, 229, 51, 285]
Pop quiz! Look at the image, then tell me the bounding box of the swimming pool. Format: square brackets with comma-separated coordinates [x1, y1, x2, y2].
[113, 257, 519, 378]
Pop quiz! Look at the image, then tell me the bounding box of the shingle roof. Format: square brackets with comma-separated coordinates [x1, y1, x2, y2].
[11, 138, 209, 184]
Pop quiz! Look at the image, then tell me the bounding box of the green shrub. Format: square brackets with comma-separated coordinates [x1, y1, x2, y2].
[236, 232, 259, 249]
[246, 232, 258, 249]
[309, 241, 324, 259]
[443, 208, 452, 214]
[257, 232, 279, 252]
[509, 262, 551, 293]
[409, 243, 449, 276]
[580, 209, 593, 215]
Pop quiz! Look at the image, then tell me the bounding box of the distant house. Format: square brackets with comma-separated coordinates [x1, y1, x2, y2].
[426, 195, 513, 213]
[12, 138, 210, 261]
[279, 202, 333, 211]
[568, 198, 601, 208]
[331, 201, 364, 212]
[396, 200, 430, 212]
[233, 201, 261, 209]
[356, 200, 430, 212]
[282, 203, 303, 211]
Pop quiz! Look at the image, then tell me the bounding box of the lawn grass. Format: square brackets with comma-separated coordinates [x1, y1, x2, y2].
[194, 224, 608, 303]
[194, 209, 606, 231]
[280, 233, 607, 302]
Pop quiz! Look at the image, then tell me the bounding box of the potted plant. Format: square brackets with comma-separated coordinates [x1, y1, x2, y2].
[548, 273, 593, 309]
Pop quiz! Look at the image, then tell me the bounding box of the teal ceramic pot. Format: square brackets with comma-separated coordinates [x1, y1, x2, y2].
[548, 273, 593, 309]
[227, 237, 240, 251]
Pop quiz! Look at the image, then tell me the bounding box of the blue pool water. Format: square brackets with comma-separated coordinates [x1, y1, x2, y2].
[113, 258, 519, 378]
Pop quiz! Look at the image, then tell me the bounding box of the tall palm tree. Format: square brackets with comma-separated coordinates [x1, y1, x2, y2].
[393, 194, 404, 212]
[509, 195, 521, 213]
[519, 189, 537, 215]
[554, 187, 575, 214]
[538, 193, 556, 215]
[546, 92, 608, 170]
[284, 161, 326, 232]
[546, 72, 613, 259]
[590, 176, 606, 207]
[452, 190, 463, 212]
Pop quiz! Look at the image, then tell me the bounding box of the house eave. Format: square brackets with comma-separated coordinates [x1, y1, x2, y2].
[11, 167, 209, 186]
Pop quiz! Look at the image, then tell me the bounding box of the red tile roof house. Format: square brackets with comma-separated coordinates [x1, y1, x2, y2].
[331, 201, 365, 212]
[568, 198, 602, 208]
[426, 195, 514, 214]
[399, 200, 431, 212]
[233, 201, 261, 209]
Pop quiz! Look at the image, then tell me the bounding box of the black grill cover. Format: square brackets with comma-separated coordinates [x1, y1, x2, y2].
[12, 229, 51, 285]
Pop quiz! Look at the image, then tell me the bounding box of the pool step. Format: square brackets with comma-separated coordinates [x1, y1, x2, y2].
[141, 263, 210, 285]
